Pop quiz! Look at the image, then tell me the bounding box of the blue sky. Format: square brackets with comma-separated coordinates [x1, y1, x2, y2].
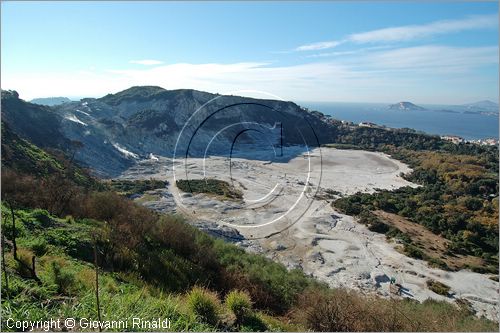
[1, 1, 498, 104]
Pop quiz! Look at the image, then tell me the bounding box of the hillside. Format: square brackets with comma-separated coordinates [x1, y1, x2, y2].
[1, 91, 134, 177]
[1, 121, 97, 188]
[1, 91, 71, 150]
[60, 86, 335, 175]
[2, 87, 335, 177]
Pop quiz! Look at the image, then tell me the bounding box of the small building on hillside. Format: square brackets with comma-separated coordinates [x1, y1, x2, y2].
[359, 122, 381, 129]
[441, 135, 464, 144]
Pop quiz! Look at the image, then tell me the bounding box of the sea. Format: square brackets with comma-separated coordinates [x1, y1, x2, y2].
[300, 102, 499, 140]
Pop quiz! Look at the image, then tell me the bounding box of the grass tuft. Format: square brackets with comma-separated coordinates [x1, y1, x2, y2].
[185, 287, 221, 326]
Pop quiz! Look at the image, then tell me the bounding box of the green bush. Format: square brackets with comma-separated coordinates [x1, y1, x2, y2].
[14, 248, 35, 278]
[239, 313, 267, 331]
[50, 260, 77, 295]
[1, 208, 27, 239]
[44, 228, 94, 262]
[403, 244, 425, 260]
[426, 279, 450, 296]
[225, 290, 252, 325]
[176, 179, 242, 200]
[367, 220, 390, 233]
[107, 179, 168, 197]
[427, 257, 449, 270]
[30, 209, 56, 227]
[186, 287, 220, 326]
[213, 239, 323, 314]
[28, 238, 49, 256]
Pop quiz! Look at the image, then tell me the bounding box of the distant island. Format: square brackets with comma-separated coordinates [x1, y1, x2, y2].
[387, 100, 498, 116]
[461, 100, 499, 116]
[462, 100, 499, 113]
[388, 101, 426, 111]
[30, 96, 72, 106]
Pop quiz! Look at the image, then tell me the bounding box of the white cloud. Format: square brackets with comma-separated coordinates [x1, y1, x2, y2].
[295, 14, 497, 51]
[306, 45, 394, 58]
[295, 40, 344, 51]
[349, 14, 497, 43]
[3, 44, 497, 104]
[361, 45, 498, 72]
[129, 59, 164, 65]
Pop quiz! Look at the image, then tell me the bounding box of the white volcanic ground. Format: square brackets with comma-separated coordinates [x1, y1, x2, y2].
[118, 147, 499, 321]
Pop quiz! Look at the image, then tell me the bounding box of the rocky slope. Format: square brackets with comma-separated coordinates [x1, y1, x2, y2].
[2, 87, 335, 177]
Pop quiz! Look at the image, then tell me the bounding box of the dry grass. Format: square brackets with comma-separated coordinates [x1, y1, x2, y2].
[294, 288, 409, 331]
[293, 287, 498, 332]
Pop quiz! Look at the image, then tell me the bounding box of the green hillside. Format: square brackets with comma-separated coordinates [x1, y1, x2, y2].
[1, 91, 70, 150]
[1, 122, 96, 188]
[1, 201, 496, 332]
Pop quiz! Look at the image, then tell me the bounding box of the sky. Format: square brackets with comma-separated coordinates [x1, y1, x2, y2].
[1, 1, 498, 104]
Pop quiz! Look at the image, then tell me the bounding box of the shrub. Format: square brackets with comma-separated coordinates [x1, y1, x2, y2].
[403, 244, 425, 259]
[239, 313, 267, 331]
[15, 248, 35, 278]
[1, 207, 27, 239]
[176, 179, 242, 200]
[467, 264, 498, 274]
[107, 179, 168, 197]
[186, 287, 220, 326]
[295, 288, 379, 331]
[225, 290, 252, 325]
[44, 228, 94, 262]
[426, 279, 451, 296]
[49, 260, 77, 295]
[30, 209, 56, 227]
[427, 257, 449, 270]
[367, 220, 390, 233]
[214, 239, 322, 314]
[29, 238, 49, 256]
[76, 267, 96, 290]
